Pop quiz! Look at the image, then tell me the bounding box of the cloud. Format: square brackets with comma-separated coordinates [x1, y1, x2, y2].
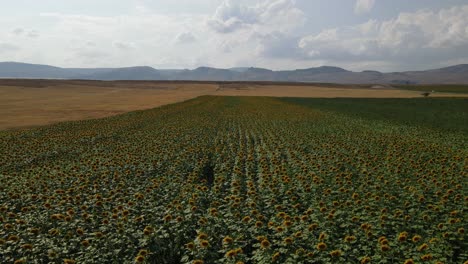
[205, 0, 307, 66]
[11, 28, 39, 38]
[113, 41, 136, 50]
[0, 42, 20, 53]
[12, 28, 24, 35]
[299, 4, 468, 67]
[354, 0, 375, 15]
[255, 31, 304, 59]
[207, 0, 258, 33]
[34, 11, 208, 67]
[207, 0, 305, 34]
[27, 30, 39, 38]
[174, 32, 196, 44]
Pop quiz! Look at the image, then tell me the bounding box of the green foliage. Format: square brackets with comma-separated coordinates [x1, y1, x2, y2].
[0, 96, 466, 263]
[281, 97, 468, 136]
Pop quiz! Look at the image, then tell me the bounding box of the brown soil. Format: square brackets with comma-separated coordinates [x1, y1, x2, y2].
[1, 79, 466, 130]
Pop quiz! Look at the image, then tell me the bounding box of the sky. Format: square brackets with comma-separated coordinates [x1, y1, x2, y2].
[0, 0, 467, 72]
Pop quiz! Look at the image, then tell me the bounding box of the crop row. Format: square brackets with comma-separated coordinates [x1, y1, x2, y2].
[0, 96, 466, 263]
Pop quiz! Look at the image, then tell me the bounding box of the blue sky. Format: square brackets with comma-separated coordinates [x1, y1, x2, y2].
[1, 0, 467, 71]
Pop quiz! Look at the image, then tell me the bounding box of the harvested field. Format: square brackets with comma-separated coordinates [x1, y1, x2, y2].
[0, 82, 217, 130]
[1, 79, 467, 130]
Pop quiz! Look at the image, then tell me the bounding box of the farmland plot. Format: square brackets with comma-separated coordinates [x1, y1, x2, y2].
[0, 96, 466, 263]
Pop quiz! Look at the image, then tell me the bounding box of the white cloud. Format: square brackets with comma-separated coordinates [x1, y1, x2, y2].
[33, 11, 209, 67]
[255, 31, 303, 59]
[207, 0, 259, 33]
[10, 28, 39, 38]
[27, 30, 39, 38]
[207, 0, 305, 34]
[0, 1, 465, 72]
[354, 0, 375, 15]
[0, 42, 20, 53]
[113, 41, 136, 50]
[299, 5, 468, 67]
[12, 28, 24, 35]
[174, 32, 196, 44]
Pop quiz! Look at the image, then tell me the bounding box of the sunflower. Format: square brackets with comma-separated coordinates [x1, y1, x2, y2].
[223, 236, 233, 244]
[197, 233, 208, 240]
[458, 228, 465, 234]
[29, 228, 40, 235]
[8, 235, 20, 242]
[21, 244, 33, 250]
[319, 232, 326, 240]
[185, 242, 195, 250]
[295, 248, 305, 255]
[378, 236, 389, 245]
[199, 239, 209, 248]
[404, 259, 414, 264]
[255, 221, 263, 228]
[81, 240, 90, 247]
[134, 255, 145, 263]
[225, 249, 237, 258]
[260, 239, 271, 249]
[76, 228, 84, 236]
[380, 244, 390, 252]
[272, 252, 280, 262]
[360, 223, 371, 230]
[360, 256, 371, 264]
[418, 243, 429, 251]
[420, 254, 432, 261]
[283, 237, 293, 244]
[143, 226, 153, 235]
[316, 242, 327, 251]
[163, 214, 173, 222]
[138, 249, 149, 256]
[412, 235, 422, 243]
[308, 223, 318, 231]
[277, 212, 286, 218]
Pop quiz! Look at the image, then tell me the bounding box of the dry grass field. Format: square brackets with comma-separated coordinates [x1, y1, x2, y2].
[1, 79, 466, 130]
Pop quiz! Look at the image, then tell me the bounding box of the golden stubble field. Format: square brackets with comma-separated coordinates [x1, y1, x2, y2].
[1, 79, 466, 130]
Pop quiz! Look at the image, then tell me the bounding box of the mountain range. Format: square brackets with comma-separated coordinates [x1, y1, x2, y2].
[1, 62, 467, 84]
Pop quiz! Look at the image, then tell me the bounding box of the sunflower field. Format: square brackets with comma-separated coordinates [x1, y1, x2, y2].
[0, 96, 466, 264]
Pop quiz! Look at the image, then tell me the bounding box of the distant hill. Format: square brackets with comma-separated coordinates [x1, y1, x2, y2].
[77, 66, 163, 80]
[0, 61, 467, 84]
[0, 62, 70, 78]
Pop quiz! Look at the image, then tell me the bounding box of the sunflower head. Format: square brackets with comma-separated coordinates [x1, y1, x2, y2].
[316, 242, 327, 251]
[360, 256, 371, 264]
[223, 236, 233, 244]
[199, 239, 209, 248]
[412, 235, 422, 243]
[260, 239, 271, 249]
